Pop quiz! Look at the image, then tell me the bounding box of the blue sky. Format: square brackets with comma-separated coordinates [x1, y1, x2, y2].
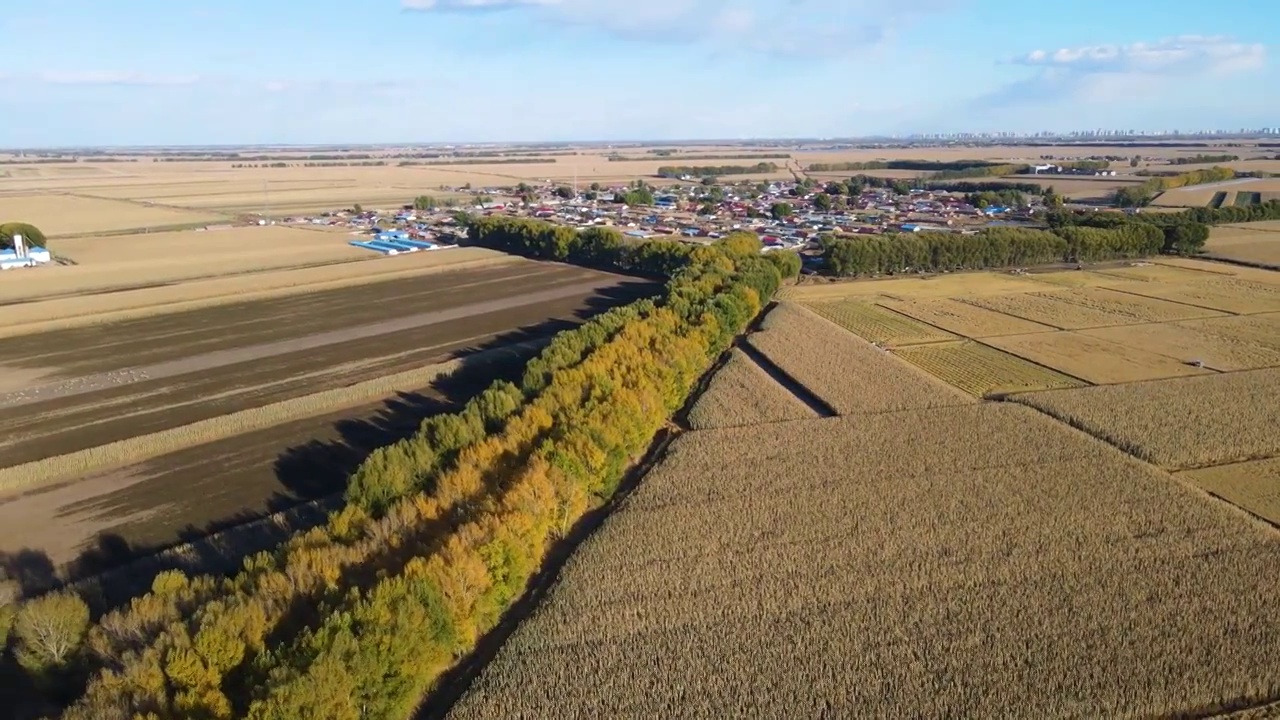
[0, 0, 1276, 146]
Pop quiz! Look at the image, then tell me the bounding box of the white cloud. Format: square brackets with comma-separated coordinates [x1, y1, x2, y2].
[36, 70, 201, 86]
[403, 0, 949, 57]
[1013, 35, 1265, 76]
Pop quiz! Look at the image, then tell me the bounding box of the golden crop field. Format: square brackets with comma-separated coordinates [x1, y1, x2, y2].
[1204, 224, 1280, 267]
[892, 340, 1085, 396]
[686, 348, 817, 430]
[1014, 368, 1280, 470]
[985, 331, 1215, 384]
[802, 300, 957, 345]
[451, 404, 1280, 718]
[1178, 457, 1280, 527]
[1152, 178, 1280, 207]
[1102, 275, 1280, 314]
[962, 287, 1223, 329]
[0, 193, 229, 236]
[1080, 313, 1280, 372]
[746, 303, 973, 414]
[782, 272, 1050, 302]
[877, 296, 1056, 337]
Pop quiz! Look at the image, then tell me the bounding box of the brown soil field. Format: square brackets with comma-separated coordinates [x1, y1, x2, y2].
[0, 193, 229, 236]
[1013, 368, 1280, 470]
[0, 247, 514, 335]
[984, 331, 1216, 384]
[0, 262, 653, 468]
[449, 404, 1280, 718]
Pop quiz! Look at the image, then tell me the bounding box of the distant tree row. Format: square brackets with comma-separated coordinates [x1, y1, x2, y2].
[610, 153, 790, 162]
[819, 223, 1167, 277]
[656, 162, 778, 178]
[1169, 154, 1239, 165]
[1048, 198, 1280, 255]
[806, 159, 1003, 173]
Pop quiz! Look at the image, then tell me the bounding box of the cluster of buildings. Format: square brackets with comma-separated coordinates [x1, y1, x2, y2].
[0, 233, 52, 270]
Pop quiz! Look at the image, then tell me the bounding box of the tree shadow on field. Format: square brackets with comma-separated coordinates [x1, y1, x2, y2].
[0, 548, 58, 600]
[56, 276, 660, 613]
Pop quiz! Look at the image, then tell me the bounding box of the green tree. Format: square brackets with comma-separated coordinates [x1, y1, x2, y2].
[770, 202, 793, 220]
[812, 193, 833, 211]
[554, 186, 574, 199]
[413, 195, 438, 211]
[1130, 156, 1141, 167]
[590, 181, 601, 191]
[14, 591, 90, 677]
[1043, 186, 1064, 209]
[0, 222, 47, 251]
[352, 203, 364, 214]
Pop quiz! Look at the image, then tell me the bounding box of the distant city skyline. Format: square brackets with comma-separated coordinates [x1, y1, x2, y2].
[0, 0, 1277, 147]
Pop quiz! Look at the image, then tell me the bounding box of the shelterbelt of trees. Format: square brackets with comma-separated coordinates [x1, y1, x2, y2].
[6, 221, 797, 720]
[1048, 198, 1280, 254]
[806, 159, 1110, 179]
[1114, 166, 1237, 207]
[655, 161, 779, 178]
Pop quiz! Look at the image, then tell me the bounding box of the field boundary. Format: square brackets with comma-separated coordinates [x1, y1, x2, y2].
[736, 337, 838, 418]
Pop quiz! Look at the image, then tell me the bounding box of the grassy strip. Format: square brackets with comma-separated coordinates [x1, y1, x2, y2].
[0, 342, 546, 497]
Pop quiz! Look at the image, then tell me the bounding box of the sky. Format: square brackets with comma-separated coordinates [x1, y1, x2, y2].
[0, 0, 1277, 147]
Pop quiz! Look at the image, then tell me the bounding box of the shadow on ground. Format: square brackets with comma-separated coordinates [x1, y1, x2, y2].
[48, 277, 657, 612]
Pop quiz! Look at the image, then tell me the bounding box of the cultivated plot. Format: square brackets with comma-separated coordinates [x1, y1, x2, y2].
[985, 331, 1215, 384]
[1013, 368, 1280, 470]
[877, 297, 1056, 337]
[962, 287, 1221, 329]
[1102, 276, 1280, 315]
[802, 300, 957, 345]
[1178, 458, 1280, 527]
[1204, 225, 1280, 267]
[746, 303, 972, 414]
[893, 341, 1085, 396]
[1080, 313, 1280, 372]
[0, 193, 229, 236]
[686, 348, 817, 430]
[450, 404, 1280, 718]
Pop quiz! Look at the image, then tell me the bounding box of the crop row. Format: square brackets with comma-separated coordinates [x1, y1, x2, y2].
[686, 348, 816, 430]
[451, 404, 1280, 717]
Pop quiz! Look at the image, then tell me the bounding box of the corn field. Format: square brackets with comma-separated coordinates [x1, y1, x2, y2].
[1013, 368, 1280, 470]
[687, 348, 816, 430]
[746, 303, 972, 414]
[450, 403, 1280, 718]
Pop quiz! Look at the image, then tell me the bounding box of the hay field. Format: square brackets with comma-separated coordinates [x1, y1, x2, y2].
[961, 287, 1224, 329]
[1080, 313, 1280, 372]
[878, 297, 1056, 337]
[1178, 458, 1280, 527]
[893, 340, 1085, 396]
[686, 348, 817, 430]
[451, 404, 1280, 718]
[985, 331, 1215, 384]
[745, 303, 973, 414]
[0, 193, 228, 236]
[1013, 368, 1280, 470]
[1204, 224, 1280, 267]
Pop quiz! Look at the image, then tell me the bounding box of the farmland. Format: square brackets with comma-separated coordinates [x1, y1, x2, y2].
[0, 259, 655, 580]
[1204, 221, 1280, 268]
[1152, 177, 1280, 208]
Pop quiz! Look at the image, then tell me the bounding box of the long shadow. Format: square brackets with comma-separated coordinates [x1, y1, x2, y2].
[58, 276, 661, 613]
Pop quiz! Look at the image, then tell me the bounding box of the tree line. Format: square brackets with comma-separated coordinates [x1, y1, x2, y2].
[611, 153, 790, 162]
[656, 162, 778, 178]
[1168, 154, 1239, 165]
[1048, 198, 1280, 255]
[1113, 166, 1236, 207]
[819, 224, 1170, 277]
[10, 220, 792, 719]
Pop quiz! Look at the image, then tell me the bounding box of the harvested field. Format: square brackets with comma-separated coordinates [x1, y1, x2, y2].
[961, 287, 1223, 329]
[686, 348, 817, 430]
[0, 193, 228, 236]
[1013, 368, 1280, 470]
[0, 263, 653, 470]
[449, 404, 1280, 718]
[1104, 275, 1280, 315]
[802, 300, 957, 345]
[781, 272, 1049, 302]
[1080, 313, 1280, 372]
[1178, 458, 1280, 527]
[745, 303, 972, 414]
[1204, 224, 1280, 267]
[985, 331, 1215, 384]
[893, 341, 1085, 396]
[1153, 178, 1280, 207]
[0, 247, 514, 336]
[1153, 256, 1280, 285]
[0, 343, 540, 576]
[879, 296, 1058, 337]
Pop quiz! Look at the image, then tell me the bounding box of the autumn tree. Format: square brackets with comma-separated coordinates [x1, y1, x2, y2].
[14, 591, 90, 677]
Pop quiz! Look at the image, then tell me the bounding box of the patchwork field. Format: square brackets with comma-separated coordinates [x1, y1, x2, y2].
[1179, 458, 1280, 527]
[0, 260, 655, 579]
[892, 340, 1085, 396]
[451, 404, 1280, 717]
[802, 300, 956, 345]
[1152, 178, 1280, 207]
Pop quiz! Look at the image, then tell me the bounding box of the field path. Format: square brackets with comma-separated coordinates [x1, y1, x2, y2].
[0, 279, 614, 410]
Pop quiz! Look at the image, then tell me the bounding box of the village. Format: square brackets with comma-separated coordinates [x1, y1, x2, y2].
[277, 176, 1045, 273]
